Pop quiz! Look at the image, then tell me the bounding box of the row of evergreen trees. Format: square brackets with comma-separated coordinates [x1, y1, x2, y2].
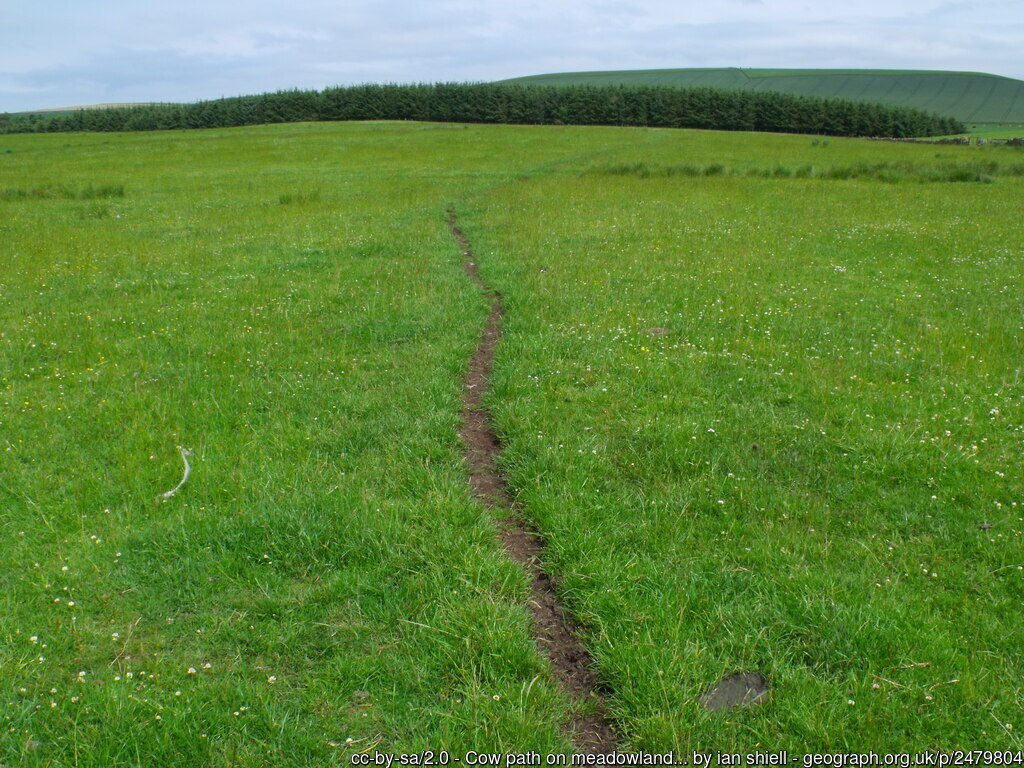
[1, 83, 964, 137]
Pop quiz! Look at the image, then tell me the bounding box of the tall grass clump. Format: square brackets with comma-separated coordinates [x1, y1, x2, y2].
[0, 183, 125, 201]
[597, 157, 1015, 183]
[277, 189, 321, 205]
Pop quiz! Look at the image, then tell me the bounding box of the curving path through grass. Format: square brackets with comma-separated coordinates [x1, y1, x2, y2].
[448, 210, 619, 754]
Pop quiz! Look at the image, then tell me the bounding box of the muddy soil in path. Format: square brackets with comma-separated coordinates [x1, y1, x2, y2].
[447, 212, 619, 754]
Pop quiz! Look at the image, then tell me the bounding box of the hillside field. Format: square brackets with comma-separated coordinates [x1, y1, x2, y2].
[501, 68, 1024, 125]
[1, 122, 1022, 763]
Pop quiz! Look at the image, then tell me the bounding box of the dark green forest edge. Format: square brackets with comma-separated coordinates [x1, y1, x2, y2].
[501, 68, 1024, 124]
[0, 83, 963, 137]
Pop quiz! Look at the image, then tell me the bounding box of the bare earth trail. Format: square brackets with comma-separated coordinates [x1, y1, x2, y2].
[447, 211, 620, 754]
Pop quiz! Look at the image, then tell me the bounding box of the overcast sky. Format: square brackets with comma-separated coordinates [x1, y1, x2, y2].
[2, 0, 1022, 112]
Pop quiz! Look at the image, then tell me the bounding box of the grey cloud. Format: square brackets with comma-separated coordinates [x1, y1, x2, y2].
[2, 0, 1022, 112]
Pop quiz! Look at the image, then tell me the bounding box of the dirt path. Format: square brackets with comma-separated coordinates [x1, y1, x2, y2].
[447, 211, 619, 754]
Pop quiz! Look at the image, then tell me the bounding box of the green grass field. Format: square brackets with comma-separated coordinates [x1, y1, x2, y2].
[500, 68, 1024, 125]
[1, 122, 1022, 762]
[963, 124, 1024, 139]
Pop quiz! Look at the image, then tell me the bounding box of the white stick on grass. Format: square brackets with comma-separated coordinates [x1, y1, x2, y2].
[157, 446, 193, 502]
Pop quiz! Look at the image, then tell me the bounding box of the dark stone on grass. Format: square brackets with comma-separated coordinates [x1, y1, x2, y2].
[701, 671, 770, 711]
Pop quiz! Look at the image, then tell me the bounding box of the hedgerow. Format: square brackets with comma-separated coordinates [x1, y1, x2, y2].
[1, 83, 964, 137]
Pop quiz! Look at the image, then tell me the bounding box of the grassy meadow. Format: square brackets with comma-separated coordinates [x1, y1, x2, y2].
[1, 122, 1023, 761]
[461, 130, 1024, 751]
[0, 123, 618, 764]
[964, 124, 1024, 139]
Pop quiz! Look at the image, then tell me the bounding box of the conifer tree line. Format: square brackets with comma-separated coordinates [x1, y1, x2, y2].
[1, 83, 964, 137]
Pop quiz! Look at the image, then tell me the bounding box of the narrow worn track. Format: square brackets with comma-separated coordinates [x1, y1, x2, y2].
[447, 211, 619, 754]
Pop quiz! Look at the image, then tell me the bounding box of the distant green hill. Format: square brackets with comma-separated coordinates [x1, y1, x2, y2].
[499, 68, 1024, 124]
